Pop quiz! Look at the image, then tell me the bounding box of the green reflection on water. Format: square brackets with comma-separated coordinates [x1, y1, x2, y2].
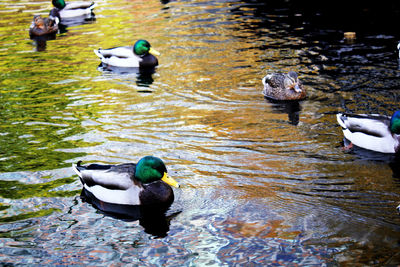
[0, 208, 60, 223]
[0, 177, 78, 199]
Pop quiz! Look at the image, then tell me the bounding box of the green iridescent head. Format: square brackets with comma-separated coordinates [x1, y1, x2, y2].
[52, 0, 66, 9]
[135, 156, 179, 187]
[133, 40, 160, 57]
[390, 110, 400, 134]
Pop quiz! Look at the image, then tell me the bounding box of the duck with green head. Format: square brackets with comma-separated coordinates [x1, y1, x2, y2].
[50, 0, 96, 20]
[337, 110, 400, 153]
[72, 156, 179, 206]
[94, 39, 160, 68]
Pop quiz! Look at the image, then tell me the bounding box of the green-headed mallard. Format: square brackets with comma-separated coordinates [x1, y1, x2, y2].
[72, 156, 179, 206]
[93, 39, 160, 68]
[337, 110, 400, 154]
[262, 71, 306, 101]
[29, 15, 59, 37]
[50, 0, 95, 20]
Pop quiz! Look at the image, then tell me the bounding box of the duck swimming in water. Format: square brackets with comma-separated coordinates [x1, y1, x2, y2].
[262, 71, 306, 101]
[337, 110, 400, 154]
[93, 39, 160, 68]
[29, 15, 59, 37]
[72, 156, 179, 206]
[50, 0, 95, 20]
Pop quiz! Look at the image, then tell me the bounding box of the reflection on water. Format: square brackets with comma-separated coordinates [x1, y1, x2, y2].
[31, 35, 56, 52]
[81, 189, 178, 238]
[0, 0, 400, 265]
[96, 64, 156, 87]
[265, 98, 302, 125]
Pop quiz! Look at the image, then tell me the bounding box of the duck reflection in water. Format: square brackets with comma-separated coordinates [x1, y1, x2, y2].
[31, 36, 52, 52]
[264, 99, 301, 126]
[81, 189, 179, 237]
[97, 64, 156, 87]
[340, 138, 400, 179]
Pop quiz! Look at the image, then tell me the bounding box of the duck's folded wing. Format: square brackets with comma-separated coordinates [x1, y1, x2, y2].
[65, 1, 95, 10]
[337, 113, 390, 137]
[96, 46, 133, 58]
[73, 163, 135, 190]
[265, 73, 284, 88]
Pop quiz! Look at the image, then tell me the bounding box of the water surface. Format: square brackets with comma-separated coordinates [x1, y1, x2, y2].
[1, 0, 400, 265]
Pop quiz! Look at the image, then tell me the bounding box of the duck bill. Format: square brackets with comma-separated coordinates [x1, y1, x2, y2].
[149, 47, 160, 56]
[293, 83, 302, 93]
[162, 172, 180, 188]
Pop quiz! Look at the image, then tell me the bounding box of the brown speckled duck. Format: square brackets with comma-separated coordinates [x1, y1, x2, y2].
[29, 15, 59, 37]
[262, 71, 306, 101]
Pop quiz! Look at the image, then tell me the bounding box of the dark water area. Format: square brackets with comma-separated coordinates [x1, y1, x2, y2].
[1, 0, 400, 265]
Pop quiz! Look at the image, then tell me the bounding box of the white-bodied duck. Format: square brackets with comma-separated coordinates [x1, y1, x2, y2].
[50, 0, 95, 20]
[397, 41, 400, 58]
[337, 110, 400, 154]
[93, 39, 160, 68]
[72, 156, 180, 206]
[262, 71, 306, 101]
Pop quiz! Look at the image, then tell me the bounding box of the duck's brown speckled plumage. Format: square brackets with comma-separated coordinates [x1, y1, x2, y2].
[262, 71, 306, 101]
[29, 15, 58, 37]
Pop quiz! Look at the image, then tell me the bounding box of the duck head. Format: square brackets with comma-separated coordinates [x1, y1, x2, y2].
[52, 0, 66, 9]
[135, 156, 179, 187]
[133, 40, 160, 57]
[33, 15, 45, 29]
[284, 71, 302, 93]
[390, 110, 400, 134]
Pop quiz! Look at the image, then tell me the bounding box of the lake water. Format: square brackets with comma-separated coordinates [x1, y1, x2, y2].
[1, 0, 400, 265]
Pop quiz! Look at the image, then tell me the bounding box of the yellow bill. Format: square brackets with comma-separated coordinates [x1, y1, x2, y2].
[162, 172, 180, 188]
[149, 47, 160, 56]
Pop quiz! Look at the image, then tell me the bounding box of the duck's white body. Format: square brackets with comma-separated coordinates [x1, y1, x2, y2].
[59, 2, 96, 18]
[397, 41, 400, 58]
[337, 113, 400, 154]
[72, 163, 143, 205]
[94, 46, 142, 68]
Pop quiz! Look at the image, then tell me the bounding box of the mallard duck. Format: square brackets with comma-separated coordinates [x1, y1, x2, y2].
[397, 41, 400, 58]
[29, 15, 59, 37]
[72, 156, 180, 206]
[93, 40, 160, 68]
[337, 110, 400, 154]
[50, 0, 95, 20]
[262, 71, 306, 101]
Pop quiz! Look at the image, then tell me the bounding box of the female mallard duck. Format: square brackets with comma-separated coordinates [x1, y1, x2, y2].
[72, 156, 180, 206]
[93, 40, 160, 68]
[337, 110, 400, 154]
[262, 71, 306, 101]
[50, 0, 95, 20]
[29, 15, 59, 37]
